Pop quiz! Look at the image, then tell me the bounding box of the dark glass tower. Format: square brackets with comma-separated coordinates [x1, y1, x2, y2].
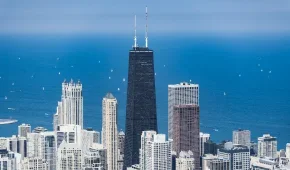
[123, 47, 158, 169]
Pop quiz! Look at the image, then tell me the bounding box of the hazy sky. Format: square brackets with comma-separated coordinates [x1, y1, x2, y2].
[1, 0, 290, 34]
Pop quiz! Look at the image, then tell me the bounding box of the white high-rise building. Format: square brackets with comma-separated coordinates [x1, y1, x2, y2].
[56, 124, 83, 170]
[218, 145, 250, 170]
[168, 82, 199, 139]
[58, 80, 83, 128]
[27, 131, 56, 170]
[83, 143, 107, 170]
[39, 132, 56, 170]
[258, 134, 277, 158]
[21, 157, 48, 170]
[82, 128, 100, 147]
[8, 135, 27, 159]
[0, 149, 22, 170]
[176, 151, 195, 170]
[27, 133, 41, 158]
[56, 124, 82, 148]
[200, 132, 210, 156]
[233, 129, 251, 148]
[102, 93, 118, 170]
[140, 131, 157, 170]
[286, 143, 290, 159]
[140, 131, 172, 170]
[18, 124, 31, 137]
[57, 141, 82, 170]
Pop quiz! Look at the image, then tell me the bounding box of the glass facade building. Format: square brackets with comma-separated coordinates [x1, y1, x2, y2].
[123, 47, 158, 169]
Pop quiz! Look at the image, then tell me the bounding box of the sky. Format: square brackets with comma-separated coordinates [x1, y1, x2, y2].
[1, 0, 290, 34]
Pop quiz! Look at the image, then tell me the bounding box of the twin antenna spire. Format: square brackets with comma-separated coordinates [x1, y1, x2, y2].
[133, 6, 149, 48]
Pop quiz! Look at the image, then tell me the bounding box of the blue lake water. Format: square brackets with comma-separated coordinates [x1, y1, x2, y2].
[0, 34, 289, 149]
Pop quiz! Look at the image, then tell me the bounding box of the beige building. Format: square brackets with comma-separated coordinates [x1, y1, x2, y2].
[102, 93, 118, 170]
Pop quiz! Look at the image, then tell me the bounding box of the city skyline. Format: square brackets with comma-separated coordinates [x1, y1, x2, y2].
[1, 3, 290, 170]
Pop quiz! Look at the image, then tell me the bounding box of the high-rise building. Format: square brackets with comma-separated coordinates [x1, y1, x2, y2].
[58, 79, 83, 128]
[27, 133, 41, 158]
[82, 128, 101, 153]
[204, 140, 220, 155]
[8, 135, 27, 159]
[57, 141, 82, 170]
[56, 124, 82, 148]
[140, 131, 157, 170]
[124, 13, 158, 168]
[118, 131, 125, 170]
[168, 82, 199, 139]
[18, 124, 31, 137]
[20, 157, 48, 170]
[172, 105, 200, 169]
[140, 132, 172, 170]
[286, 143, 290, 159]
[118, 131, 125, 155]
[83, 144, 107, 170]
[176, 151, 195, 170]
[200, 132, 210, 156]
[258, 134, 277, 158]
[202, 154, 230, 170]
[0, 149, 22, 170]
[218, 145, 250, 170]
[56, 124, 83, 170]
[233, 129, 251, 148]
[39, 132, 56, 170]
[27, 131, 56, 170]
[102, 93, 118, 170]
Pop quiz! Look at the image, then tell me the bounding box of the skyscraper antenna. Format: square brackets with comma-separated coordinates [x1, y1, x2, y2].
[134, 15, 137, 48]
[145, 6, 148, 48]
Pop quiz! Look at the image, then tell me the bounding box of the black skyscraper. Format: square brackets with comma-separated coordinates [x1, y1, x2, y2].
[123, 46, 158, 169]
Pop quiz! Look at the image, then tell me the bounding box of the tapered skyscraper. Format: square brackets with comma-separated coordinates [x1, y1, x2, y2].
[124, 9, 158, 169]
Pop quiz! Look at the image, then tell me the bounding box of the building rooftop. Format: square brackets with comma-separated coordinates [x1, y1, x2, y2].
[234, 129, 250, 132]
[258, 134, 277, 141]
[19, 123, 31, 127]
[33, 126, 47, 133]
[219, 144, 249, 153]
[130, 47, 152, 52]
[104, 93, 115, 99]
[200, 132, 210, 137]
[153, 134, 166, 143]
[168, 82, 199, 87]
[119, 131, 125, 136]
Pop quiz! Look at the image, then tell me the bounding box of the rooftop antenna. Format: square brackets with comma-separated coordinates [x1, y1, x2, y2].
[145, 6, 148, 48]
[134, 15, 137, 48]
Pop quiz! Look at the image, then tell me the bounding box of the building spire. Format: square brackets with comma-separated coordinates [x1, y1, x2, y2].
[145, 6, 148, 48]
[134, 15, 137, 48]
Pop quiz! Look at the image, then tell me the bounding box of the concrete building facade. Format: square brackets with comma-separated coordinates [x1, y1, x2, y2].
[168, 82, 199, 139]
[102, 93, 118, 170]
[258, 134, 277, 159]
[233, 129, 251, 148]
[18, 124, 31, 138]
